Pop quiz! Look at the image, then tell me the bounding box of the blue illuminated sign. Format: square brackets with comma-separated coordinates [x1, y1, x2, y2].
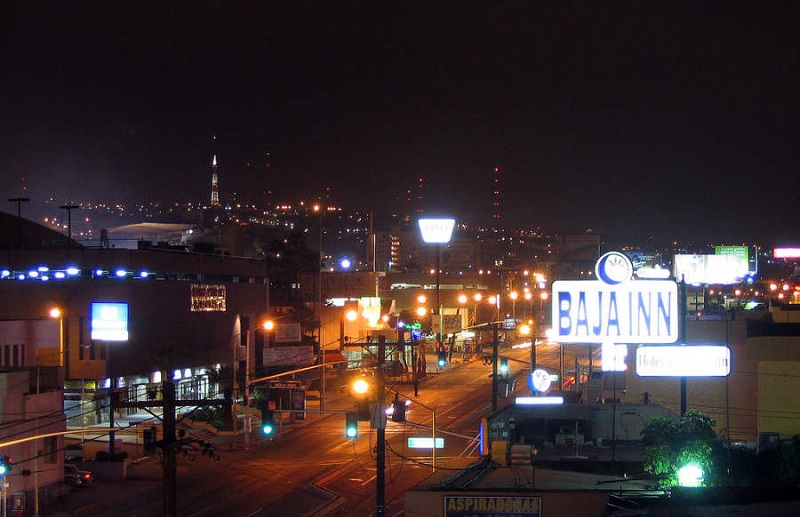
[90, 302, 129, 342]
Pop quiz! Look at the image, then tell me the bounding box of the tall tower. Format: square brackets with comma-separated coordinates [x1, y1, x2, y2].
[210, 137, 220, 207]
[491, 166, 502, 225]
[414, 176, 425, 214]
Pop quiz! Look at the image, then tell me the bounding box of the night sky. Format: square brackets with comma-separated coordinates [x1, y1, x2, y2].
[2, 2, 799, 245]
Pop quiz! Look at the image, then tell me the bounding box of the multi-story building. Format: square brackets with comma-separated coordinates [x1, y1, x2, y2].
[0, 212, 271, 426]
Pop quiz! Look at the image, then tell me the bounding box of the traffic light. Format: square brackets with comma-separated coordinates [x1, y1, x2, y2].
[345, 411, 359, 438]
[391, 399, 407, 423]
[499, 357, 509, 376]
[261, 409, 276, 436]
[0, 456, 12, 477]
[437, 350, 447, 368]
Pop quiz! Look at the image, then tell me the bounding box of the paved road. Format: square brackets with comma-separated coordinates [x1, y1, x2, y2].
[41, 351, 505, 516]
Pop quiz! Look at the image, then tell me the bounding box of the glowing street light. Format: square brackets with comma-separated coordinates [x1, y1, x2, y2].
[418, 217, 455, 353]
[48, 306, 65, 368]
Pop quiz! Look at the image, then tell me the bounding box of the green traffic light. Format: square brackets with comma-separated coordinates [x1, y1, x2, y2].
[262, 423, 275, 435]
[345, 411, 359, 438]
[0, 464, 6, 477]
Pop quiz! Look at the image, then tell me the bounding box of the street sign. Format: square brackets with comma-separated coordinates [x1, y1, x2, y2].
[407, 437, 444, 449]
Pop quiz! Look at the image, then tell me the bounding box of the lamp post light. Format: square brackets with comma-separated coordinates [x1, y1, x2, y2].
[509, 291, 519, 338]
[418, 217, 455, 357]
[48, 307, 66, 369]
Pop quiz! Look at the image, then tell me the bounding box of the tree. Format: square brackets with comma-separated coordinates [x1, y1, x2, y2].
[207, 365, 235, 430]
[641, 410, 718, 488]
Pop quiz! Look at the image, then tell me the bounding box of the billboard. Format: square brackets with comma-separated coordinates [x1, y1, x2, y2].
[553, 252, 679, 344]
[673, 254, 748, 285]
[90, 302, 129, 341]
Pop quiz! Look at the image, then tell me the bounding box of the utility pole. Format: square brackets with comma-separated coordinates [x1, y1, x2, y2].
[163, 381, 177, 517]
[59, 204, 80, 249]
[376, 335, 386, 517]
[114, 384, 225, 517]
[679, 278, 688, 416]
[8, 197, 29, 249]
[492, 323, 499, 411]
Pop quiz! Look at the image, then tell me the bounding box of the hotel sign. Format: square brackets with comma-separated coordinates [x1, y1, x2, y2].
[636, 345, 731, 377]
[552, 252, 679, 344]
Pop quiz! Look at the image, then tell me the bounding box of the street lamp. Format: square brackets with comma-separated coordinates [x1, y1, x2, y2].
[418, 217, 455, 357]
[48, 307, 65, 368]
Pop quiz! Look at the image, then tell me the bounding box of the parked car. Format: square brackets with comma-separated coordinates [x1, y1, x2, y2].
[64, 464, 93, 487]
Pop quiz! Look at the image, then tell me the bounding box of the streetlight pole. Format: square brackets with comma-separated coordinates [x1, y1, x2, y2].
[418, 217, 455, 358]
[8, 197, 29, 249]
[314, 204, 325, 411]
[59, 204, 80, 249]
[376, 336, 386, 517]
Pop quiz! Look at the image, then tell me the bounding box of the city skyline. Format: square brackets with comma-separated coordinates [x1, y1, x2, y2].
[2, 2, 799, 245]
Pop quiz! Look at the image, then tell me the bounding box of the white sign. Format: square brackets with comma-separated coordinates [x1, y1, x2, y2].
[417, 217, 455, 243]
[408, 437, 444, 449]
[529, 369, 557, 392]
[264, 346, 314, 366]
[552, 279, 678, 344]
[636, 345, 731, 377]
[273, 322, 302, 343]
[516, 396, 564, 405]
[674, 254, 747, 285]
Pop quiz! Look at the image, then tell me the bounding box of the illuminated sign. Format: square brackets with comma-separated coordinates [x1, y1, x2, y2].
[528, 369, 558, 392]
[636, 345, 731, 377]
[359, 296, 382, 327]
[674, 254, 748, 285]
[774, 248, 800, 259]
[418, 217, 455, 243]
[190, 284, 226, 312]
[90, 302, 129, 341]
[444, 496, 541, 517]
[516, 396, 564, 405]
[407, 437, 444, 449]
[552, 280, 678, 344]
